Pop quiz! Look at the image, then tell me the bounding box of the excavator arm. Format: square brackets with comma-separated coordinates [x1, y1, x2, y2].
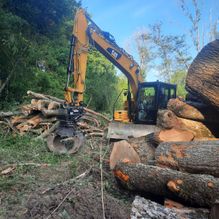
[65, 9, 143, 108]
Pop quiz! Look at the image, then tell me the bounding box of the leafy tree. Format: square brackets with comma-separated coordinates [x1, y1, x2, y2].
[85, 49, 118, 113]
[3, 0, 80, 36]
[0, 0, 81, 109]
[134, 30, 152, 79]
[150, 23, 191, 82]
[179, 0, 219, 51]
[170, 70, 187, 97]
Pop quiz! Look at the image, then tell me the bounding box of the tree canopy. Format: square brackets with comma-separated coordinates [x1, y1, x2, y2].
[0, 0, 122, 113]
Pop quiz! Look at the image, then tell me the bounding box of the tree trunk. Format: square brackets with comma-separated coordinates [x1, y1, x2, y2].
[153, 128, 194, 144]
[167, 98, 219, 123]
[114, 162, 219, 207]
[186, 39, 219, 109]
[157, 110, 215, 138]
[131, 196, 209, 219]
[155, 141, 219, 177]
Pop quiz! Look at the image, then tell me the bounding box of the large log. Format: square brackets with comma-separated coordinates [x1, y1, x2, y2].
[114, 162, 219, 207]
[153, 128, 194, 144]
[155, 141, 219, 177]
[128, 136, 156, 164]
[131, 196, 209, 219]
[186, 39, 219, 109]
[157, 110, 215, 138]
[167, 98, 219, 123]
[110, 140, 140, 169]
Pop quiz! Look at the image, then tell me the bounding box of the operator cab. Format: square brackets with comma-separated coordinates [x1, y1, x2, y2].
[135, 81, 176, 124]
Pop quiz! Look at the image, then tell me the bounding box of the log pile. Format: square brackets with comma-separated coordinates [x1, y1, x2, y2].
[113, 40, 219, 218]
[0, 90, 109, 146]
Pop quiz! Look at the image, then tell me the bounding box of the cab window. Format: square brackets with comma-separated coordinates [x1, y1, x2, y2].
[139, 87, 156, 109]
[159, 87, 169, 109]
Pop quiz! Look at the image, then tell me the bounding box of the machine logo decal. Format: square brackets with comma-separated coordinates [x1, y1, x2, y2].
[107, 48, 122, 60]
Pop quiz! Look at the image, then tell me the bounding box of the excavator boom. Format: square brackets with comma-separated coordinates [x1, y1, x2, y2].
[65, 9, 143, 108]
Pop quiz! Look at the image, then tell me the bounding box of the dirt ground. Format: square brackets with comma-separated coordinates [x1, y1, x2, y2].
[0, 135, 133, 219]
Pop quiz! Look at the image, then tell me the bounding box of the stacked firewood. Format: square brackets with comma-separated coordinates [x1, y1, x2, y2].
[0, 90, 110, 140]
[113, 40, 219, 219]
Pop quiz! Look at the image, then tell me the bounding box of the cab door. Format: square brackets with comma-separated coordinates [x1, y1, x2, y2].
[135, 85, 158, 124]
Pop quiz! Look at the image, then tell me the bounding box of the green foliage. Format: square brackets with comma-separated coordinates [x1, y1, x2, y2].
[3, 0, 80, 36]
[85, 49, 118, 113]
[170, 70, 187, 97]
[114, 74, 128, 110]
[0, 0, 121, 114]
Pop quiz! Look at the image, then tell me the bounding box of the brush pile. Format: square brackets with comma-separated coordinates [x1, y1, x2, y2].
[0, 90, 109, 142]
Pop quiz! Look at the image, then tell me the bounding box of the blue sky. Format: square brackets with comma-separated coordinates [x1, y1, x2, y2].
[81, 0, 219, 80]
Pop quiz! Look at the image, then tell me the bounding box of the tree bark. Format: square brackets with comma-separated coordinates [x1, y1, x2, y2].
[155, 141, 219, 177]
[131, 196, 209, 219]
[167, 98, 219, 123]
[186, 39, 219, 109]
[157, 110, 215, 138]
[128, 136, 156, 164]
[114, 162, 219, 207]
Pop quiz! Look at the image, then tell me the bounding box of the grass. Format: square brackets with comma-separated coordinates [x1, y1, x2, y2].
[0, 130, 82, 195]
[0, 131, 78, 165]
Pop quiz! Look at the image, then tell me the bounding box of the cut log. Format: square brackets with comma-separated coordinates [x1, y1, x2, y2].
[131, 196, 209, 219]
[10, 116, 27, 125]
[164, 199, 184, 209]
[41, 109, 63, 117]
[114, 162, 219, 207]
[110, 140, 140, 169]
[27, 90, 64, 103]
[35, 121, 60, 139]
[155, 141, 219, 177]
[16, 115, 43, 133]
[0, 111, 20, 118]
[157, 110, 215, 138]
[186, 39, 219, 109]
[179, 117, 216, 138]
[47, 101, 61, 110]
[128, 136, 156, 164]
[167, 98, 219, 123]
[153, 128, 194, 144]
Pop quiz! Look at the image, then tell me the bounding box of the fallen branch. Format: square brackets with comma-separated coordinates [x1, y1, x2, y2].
[35, 121, 60, 139]
[45, 188, 76, 219]
[42, 168, 92, 194]
[3, 118, 19, 134]
[84, 107, 110, 122]
[27, 90, 64, 103]
[0, 111, 21, 118]
[86, 132, 104, 137]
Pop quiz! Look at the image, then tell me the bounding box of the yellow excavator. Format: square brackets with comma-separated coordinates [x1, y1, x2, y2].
[48, 9, 176, 149]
